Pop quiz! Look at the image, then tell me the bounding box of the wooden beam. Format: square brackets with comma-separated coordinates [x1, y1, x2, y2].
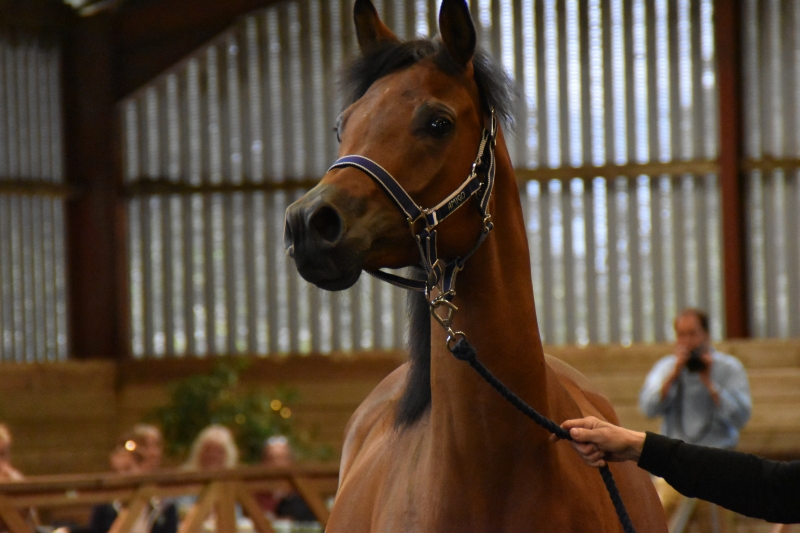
[0, 180, 72, 197]
[0, 494, 33, 533]
[214, 482, 238, 533]
[0, 0, 75, 32]
[742, 156, 800, 173]
[62, 13, 130, 359]
[122, 160, 721, 197]
[107, 485, 156, 533]
[716, 0, 748, 338]
[234, 482, 278, 533]
[123, 178, 322, 197]
[176, 482, 219, 533]
[111, 0, 283, 99]
[515, 159, 719, 183]
[116, 352, 407, 386]
[289, 476, 331, 526]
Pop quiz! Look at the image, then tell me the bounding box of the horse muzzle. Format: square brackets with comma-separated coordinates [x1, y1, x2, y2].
[284, 184, 364, 291]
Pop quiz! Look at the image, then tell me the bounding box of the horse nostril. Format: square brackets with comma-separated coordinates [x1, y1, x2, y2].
[309, 205, 343, 246]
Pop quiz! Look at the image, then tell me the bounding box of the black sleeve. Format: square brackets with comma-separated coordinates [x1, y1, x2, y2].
[638, 432, 800, 523]
[88, 504, 118, 533]
[151, 503, 178, 533]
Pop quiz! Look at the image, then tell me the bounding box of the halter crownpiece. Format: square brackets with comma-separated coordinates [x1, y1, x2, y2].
[328, 108, 498, 320]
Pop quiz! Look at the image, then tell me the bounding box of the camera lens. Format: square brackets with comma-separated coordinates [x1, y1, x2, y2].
[686, 348, 707, 372]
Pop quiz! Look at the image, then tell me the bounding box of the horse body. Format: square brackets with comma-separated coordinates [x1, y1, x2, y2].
[326, 128, 665, 533]
[284, 1, 667, 530]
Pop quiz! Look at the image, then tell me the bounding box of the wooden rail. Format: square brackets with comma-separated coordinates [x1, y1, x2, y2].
[0, 464, 339, 533]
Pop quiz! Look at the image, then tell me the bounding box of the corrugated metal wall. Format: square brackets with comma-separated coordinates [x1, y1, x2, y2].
[742, 0, 800, 339]
[0, 32, 68, 362]
[122, 0, 726, 357]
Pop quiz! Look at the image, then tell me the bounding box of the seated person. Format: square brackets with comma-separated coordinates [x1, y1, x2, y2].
[129, 424, 164, 473]
[183, 425, 239, 471]
[0, 423, 23, 481]
[0, 423, 38, 533]
[175, 425, 241, 520]
[257, 436, 315, 523]
[88, 435, 177, 533]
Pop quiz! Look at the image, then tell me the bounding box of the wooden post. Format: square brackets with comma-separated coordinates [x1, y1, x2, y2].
[177, 483, 219, 533]
[107, 485, 155, 533]
[61, 13, 130, 359]
[289, 476, 330, 526]
[0, 495, 33, 533]
[215, 481, 237, 533]
[234, 482, 278, 533]
[716, 0, 748, 338]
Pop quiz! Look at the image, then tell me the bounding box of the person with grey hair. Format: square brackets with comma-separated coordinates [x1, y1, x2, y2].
[257, 436, 315, 523]
[183, 425, 239, 471]
[639, 308, 752, 449]
[175, 425, 242, 521]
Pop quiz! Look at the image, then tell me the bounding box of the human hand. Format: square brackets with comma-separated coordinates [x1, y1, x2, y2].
[698, 349, 714, 374]
[549, 416, 646, 468]
[0, 460, 23, 481]
[674, 344, 691, 370]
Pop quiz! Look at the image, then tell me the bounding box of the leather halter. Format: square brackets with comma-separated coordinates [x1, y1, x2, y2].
[328, 109, 497, 314]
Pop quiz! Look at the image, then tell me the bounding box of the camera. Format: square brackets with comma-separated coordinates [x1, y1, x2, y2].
[685, 347, 707, 372]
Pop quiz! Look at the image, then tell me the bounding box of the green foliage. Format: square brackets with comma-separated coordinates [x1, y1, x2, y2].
[150, 359, 329, 464]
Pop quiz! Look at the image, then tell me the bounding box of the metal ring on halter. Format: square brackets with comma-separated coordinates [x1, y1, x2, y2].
[446, 330, 466, 350]
[431, 298, 458, 330]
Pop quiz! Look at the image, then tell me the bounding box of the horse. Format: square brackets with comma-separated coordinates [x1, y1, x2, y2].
[283, 0, 668, 530]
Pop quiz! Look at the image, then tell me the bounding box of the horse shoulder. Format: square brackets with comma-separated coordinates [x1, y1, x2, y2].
[544, 353, 620, 424]
[338, 361, 410, 485]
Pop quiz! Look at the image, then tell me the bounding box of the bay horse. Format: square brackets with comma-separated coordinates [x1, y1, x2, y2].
[283, 0, 668, 530]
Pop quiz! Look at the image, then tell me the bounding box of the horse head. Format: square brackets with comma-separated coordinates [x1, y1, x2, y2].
[284, 0, 506, 292]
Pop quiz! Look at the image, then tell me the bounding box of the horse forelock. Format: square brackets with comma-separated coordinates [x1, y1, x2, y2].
[340, 39, 517, 129]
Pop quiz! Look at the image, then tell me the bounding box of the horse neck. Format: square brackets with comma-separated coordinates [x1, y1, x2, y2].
[428, 132, 550, 452]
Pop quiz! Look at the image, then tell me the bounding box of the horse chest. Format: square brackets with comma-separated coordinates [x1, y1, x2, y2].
[329, 429, 615, 533]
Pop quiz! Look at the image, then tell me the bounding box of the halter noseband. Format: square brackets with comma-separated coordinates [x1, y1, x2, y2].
[328, 109, 497, 343]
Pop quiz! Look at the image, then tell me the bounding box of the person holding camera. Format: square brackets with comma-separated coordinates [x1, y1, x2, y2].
[639, 308, 751, 449]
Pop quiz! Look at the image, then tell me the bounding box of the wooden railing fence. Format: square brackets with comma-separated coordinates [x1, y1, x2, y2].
[0, 465, 339, 533]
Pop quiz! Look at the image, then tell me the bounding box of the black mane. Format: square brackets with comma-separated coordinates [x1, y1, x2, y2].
[395, 280, 432, 427]
[340, 39, 517, 427]
[341, 39, 517, 127]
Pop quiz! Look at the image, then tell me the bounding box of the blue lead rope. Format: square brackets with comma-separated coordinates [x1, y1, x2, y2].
[449, 337, 637, 533]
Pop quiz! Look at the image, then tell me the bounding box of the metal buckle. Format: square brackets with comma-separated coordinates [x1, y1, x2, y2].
[430, 297, 458, 330]
[488, 108, 497, 146]
[446, 330, 466, 350]
[407, 212, 426, 235]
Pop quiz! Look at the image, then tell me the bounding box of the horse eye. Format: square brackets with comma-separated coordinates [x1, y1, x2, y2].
[427, 117, 453, 137]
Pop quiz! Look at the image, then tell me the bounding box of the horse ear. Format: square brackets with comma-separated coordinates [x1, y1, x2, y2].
[353, 0, 399, 52]
[438, 0, 476, 69]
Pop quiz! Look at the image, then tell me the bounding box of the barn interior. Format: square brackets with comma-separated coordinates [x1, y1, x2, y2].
[1, 0, 799, 531]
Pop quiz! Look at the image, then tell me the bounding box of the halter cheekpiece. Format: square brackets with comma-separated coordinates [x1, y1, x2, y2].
[328, 108, 498, 346]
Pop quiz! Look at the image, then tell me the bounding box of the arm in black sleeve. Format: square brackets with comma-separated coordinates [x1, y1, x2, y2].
[638, 432, 800, 524]
[88, 504, 118, 533]
[152, 502, 178, 533]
